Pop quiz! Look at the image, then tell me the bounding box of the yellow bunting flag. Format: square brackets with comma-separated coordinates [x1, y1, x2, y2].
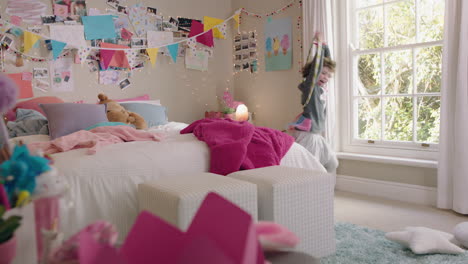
[233, 14, 240, 29]
[204, 16, 225, 39]
[24, 31, 41, 53]
[146, 48, 159, 67]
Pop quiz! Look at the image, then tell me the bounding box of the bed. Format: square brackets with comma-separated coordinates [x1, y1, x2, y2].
[11, 122, 326, 241]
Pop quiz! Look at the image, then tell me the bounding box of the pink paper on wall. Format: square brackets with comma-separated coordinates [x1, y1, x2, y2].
[53, 4, 68, 17]
[120, 28, 133, 41]
[22, 72, 33, 81]
[8, 73, 33, 99]
[10, 15, 22, 26]
[188, 20, 214, 47]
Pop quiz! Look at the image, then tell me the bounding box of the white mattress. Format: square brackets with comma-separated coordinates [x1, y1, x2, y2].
[15, 122, 325, 240]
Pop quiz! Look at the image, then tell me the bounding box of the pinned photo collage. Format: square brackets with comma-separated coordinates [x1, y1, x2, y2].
[233, 31, 257, 73]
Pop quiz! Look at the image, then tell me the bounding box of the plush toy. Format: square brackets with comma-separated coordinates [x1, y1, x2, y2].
[97, 94, 147, 130]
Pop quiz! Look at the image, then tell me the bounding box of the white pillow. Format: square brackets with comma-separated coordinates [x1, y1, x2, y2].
[120, 100, 161, 105]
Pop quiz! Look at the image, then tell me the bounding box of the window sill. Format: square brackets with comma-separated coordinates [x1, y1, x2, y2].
[337, 152, 438, 169]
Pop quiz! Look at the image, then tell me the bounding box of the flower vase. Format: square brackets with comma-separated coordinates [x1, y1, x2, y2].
[0, 236, 17, 264]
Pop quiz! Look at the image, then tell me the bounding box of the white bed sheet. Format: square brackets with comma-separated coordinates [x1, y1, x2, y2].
[14, 122, 326, 240]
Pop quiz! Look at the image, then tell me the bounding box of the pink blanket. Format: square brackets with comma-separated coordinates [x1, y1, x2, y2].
[28, 126, 163, 155]
[181, 119, 294, 175]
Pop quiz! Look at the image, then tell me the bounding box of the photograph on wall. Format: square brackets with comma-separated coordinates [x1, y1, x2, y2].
[119, 78, 131, 90]
[34, 79, 50, 93]
[53, 0, 87, 23]
[33, 68, 49, 79]
[264, 17, 292, 71]
[99, 70, 119, 85]
[185, 49, 208, 71]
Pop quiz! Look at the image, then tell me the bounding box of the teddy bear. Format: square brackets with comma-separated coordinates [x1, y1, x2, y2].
[97, 94, 148, 130]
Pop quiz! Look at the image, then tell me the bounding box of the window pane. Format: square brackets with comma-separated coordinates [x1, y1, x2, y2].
[357, 97, 381, 140]
[359, 7, 384, 49]
[416, 46, 442, 93]
[356, 0, 383, 8]
[386, 1, 416, 46]
[358, 54, 381, 95]
[384, 97, 413, 141]
[417, 96, 440, 143]
[384, 50, 413, 94]
[419, 0, 445, 42]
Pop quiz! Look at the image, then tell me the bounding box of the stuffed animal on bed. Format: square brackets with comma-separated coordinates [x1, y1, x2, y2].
[97, 94, 148, 130]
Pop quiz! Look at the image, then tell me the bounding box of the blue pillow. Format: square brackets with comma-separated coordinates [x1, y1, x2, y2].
[85, 122, 131, 131]
[119, 102, 168, 127]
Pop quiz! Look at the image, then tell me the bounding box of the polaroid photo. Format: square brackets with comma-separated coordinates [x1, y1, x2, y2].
[0, 35, 13, 47]
[241, 33, 249, 41]
[119, 78, 131, 90]
[250, 31, 256, 39]
[103, 38, 117, 44]
[169, 17, 179, 27]
[106, 0, 119, 9]
[249, 42, 257, 49]
[203, 48, 213, 58]
[33, 68, 49, 79]
[41, 15, 56, 24]
[173, 31, 189, 38]
[242, 53, 249, 60]
[242, 62, 250, 70]
[235, 54, 242, 62]
[87, 61, 98, 72]
[131, 38, 146, 48]
[235, 45, 241, 52]
[34, 79, 50, 93]
[117, 5, 128, 15]
[250, 51, 257, 58]
[91, 39, 102, 47]
[28, 26, 42, 34]
[117, 38, 131, 47]
[63, 20, 78, 25]
[234, 35, 241, 43]
[133, 62, 144, 69]
[147, 7, 157, 15]
[234, 64, 241, 71]
[241, 43, 249, 50]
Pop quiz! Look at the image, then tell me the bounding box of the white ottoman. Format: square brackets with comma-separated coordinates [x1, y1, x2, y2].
[228, 166, 335, 258]
[138, 173, 257, 231]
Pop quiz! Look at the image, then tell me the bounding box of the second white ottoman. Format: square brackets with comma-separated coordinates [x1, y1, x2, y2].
[138, 173, 257, 231]
[228, 166, 335, 258]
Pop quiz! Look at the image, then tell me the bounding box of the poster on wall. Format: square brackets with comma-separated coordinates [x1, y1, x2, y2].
[264, 17, 292, 71]
[185, 49, 208, 71]
[6, 0, 47, 25]
[49, 57, 74, 92]
[53, 0, 87, 23]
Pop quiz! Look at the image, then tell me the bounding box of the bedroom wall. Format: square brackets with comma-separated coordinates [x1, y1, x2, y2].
[1, 0, 234, 124]
[231, 0, 303, 130]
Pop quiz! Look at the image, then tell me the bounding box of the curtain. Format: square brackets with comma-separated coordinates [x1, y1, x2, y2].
[437, 0, 468, 214]
[302, 0, 337, 149]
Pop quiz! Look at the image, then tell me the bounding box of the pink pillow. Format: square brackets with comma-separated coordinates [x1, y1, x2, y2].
[6, 96, 65, 121]
[256, 221, 300, 252]
[114, 94, 150, 102]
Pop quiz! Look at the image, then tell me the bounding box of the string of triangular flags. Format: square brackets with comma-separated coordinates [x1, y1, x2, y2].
[0, 0, 297, 68]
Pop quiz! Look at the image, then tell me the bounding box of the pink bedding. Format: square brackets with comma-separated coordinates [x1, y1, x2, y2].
[180, 118, 294, 175]
[28, 126, 163, 155]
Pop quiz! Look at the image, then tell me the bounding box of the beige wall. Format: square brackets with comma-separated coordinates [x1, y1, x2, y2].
[232, 0, 303, 130]
[2, 0, 234, 124]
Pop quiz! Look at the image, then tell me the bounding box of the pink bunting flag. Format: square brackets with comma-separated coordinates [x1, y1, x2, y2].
[188, 20, 214, 48]
[78, 192, 265, 264]
[100, 43, 130, 69]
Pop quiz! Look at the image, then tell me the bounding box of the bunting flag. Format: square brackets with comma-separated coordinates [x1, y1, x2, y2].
[146, 48, 159, 67]
[78, 46, 91, 64]
[188, 20, 214, 47]
[124, 49, 138, 68]
[101, 43, 130, 69]
[24, 31, 41, 53]
[100, 49, 116, 70]
[187, 38, 197, 53]
[233, 13, 240, 33]
[203, 16, 225, 39]
[167, 43, 179, 63]
[51, 40, 67, 60]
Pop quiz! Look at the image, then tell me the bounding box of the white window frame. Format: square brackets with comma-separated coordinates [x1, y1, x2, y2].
[336, 0, 443, 160]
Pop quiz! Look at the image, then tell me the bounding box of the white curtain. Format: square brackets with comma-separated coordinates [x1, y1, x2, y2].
[302, 0, 337, 149]
[437, 0, 468, 214]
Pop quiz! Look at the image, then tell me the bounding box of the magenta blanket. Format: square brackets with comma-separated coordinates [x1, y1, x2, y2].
[180, 119, 294, 175]
[28, 126, 163, 155]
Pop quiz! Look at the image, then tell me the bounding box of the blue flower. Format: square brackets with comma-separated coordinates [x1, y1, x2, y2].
[0, 145, 50, 201]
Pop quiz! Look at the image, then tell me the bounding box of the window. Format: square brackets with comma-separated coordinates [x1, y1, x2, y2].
[344, 0, 444, 157]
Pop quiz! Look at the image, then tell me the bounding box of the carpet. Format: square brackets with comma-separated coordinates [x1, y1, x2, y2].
[321, 222, 468, 264]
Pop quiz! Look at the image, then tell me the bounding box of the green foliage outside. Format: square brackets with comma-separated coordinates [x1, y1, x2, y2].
[356, 0, 444, 143]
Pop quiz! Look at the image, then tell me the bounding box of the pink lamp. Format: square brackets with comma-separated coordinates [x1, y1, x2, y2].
[235, 104, 249, 122]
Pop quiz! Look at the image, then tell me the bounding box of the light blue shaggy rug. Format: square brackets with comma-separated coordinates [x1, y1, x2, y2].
[321, 222, 468, 264]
